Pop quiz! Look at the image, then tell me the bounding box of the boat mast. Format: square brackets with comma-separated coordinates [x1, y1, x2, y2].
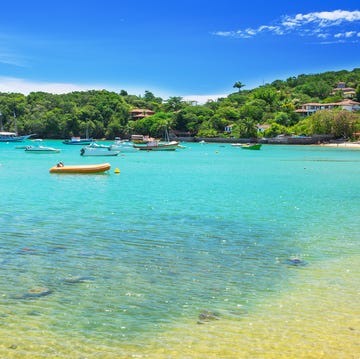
[13, 111, 18, 135]
[164, 126, 170, 142]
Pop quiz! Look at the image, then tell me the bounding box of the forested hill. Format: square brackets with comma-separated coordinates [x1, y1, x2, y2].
[0, 68, 359, 140]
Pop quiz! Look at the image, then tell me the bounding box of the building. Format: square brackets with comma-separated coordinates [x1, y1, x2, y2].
[295, 99, 360, 117]
[256, 124, 271, 133]
[331, 82, 356, 99]
[224, 124, 233, 133]
[129, 109, 155, 120]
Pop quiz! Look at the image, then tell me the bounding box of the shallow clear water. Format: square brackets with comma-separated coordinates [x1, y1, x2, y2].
[0, 141, 359, 358]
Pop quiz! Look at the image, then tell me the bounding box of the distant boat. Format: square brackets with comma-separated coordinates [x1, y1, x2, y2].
[0, 131, 34, 142]
[49, 162, 111, 174]
[63, 136, 94, 145]
[25, 145, 61, 153]
[133, 128, 179, 151]
[133, 140, 179, 151]
[0, 111, 35, 142]
[109, 138, 136, 152]
[241, 144, 262, 150]
[231, 143, 244, 147]
[80, 143, 120, 156]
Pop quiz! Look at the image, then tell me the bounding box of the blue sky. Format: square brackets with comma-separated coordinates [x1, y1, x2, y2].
[0, 0, 359, 102]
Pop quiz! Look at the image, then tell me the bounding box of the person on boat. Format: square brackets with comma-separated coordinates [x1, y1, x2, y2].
[57, 161, 64, 167]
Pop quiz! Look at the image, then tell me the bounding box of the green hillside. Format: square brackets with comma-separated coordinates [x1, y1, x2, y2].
[0, 68, 359, 140]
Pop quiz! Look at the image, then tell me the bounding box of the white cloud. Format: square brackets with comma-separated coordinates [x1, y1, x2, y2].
[282, 10, 360, 28]
[182, 93, 228, 104]
[0, 52, 26, 67]
[213, 9, 360, 41]
[317, 33, 329, 39]
[0, 76, 228, 104]
[0, 76, 161, 97]
[0, 77, 106, 94]
[212, 31, 233, 37]
[334, 31, 357, 38]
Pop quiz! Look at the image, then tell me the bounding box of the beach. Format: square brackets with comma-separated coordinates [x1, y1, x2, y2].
[320, 141, 360, 148]
[0, 141, 359, 358]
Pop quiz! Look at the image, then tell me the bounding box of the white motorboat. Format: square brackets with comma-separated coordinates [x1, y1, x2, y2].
[109, 139, 136, 152]
[80, 143, 120, 156]
[25, 145, 61, 153]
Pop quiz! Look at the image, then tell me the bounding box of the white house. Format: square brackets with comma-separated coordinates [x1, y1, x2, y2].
[224, 124, 233, 133]
[295, 99, 360, 117]
[256, 124, 271, 133]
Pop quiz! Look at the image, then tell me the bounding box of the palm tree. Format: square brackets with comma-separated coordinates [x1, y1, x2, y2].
[233, 81, 245, 92]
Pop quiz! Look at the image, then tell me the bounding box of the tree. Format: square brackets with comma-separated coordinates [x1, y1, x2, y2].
[237, 118, 257, 138]
[264, 123, 290, 137]
[164, 96, 184, 112]
[332, 110, 357, 139]
[233, 81, 245, 92]
[356, 84, 360, 102]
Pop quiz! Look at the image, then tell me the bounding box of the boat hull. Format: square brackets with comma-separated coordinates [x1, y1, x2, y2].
[241, 144, 262, 150]
[63, 137, 94, 145]
[49, 163, 111, 174]
[80, 149, 119, 156]
[0, 132, 34, 142]
[133, 141, 179, 151]
[25, 145, 61, 153]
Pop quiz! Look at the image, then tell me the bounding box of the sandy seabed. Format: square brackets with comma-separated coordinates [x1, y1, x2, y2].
[0, 256, 359, 358]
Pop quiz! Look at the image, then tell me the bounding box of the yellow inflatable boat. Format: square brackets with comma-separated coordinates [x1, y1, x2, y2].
[49, 162, 111, 174]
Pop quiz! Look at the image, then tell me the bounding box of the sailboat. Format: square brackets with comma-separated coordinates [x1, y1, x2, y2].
[63, 123, 94, 145]
[0, 112, 34, 142]
[133, 128, 179, 151]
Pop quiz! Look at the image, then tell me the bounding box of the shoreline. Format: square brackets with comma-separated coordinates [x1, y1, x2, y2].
[320, 142, 360, 148]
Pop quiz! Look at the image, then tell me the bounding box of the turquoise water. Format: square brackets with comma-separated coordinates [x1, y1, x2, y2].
[0, 141, 359, 358]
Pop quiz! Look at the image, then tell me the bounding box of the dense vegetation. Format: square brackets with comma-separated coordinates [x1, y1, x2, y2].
[1, 68, 360, 140]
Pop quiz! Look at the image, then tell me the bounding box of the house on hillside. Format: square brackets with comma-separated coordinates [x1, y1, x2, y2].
[224, 124, 233, 133]
[256, 124, 271, 133]
[331, 82, 356, 99]
[295, 99, 360, 117]
[129, 108, 155, 120]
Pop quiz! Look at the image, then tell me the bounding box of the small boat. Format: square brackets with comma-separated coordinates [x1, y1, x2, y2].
[231, 143, 244, 147]
[25, 145, 61, 153]
[63, 136, 94, 145]
[109, 138, 136, 152]
[241, 144, 262, 150]
[132, 128, 179, 151]
[49, 162, 111, 174]
[80, 143, 120, 156]
[0, 131, 34, 142]
[133, 140, 179, 151]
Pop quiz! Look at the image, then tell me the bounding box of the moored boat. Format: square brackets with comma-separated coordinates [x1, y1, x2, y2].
[49, 162, 111, 174]
[241, 144, 262, 150]
[80, 143, 120, 156]
[25, 145, 61, 153]
[63, 136, 94, 145]
[133, 140, 179, 151]
[0, 131, 34, 142]
[109, 138, 136, 152]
